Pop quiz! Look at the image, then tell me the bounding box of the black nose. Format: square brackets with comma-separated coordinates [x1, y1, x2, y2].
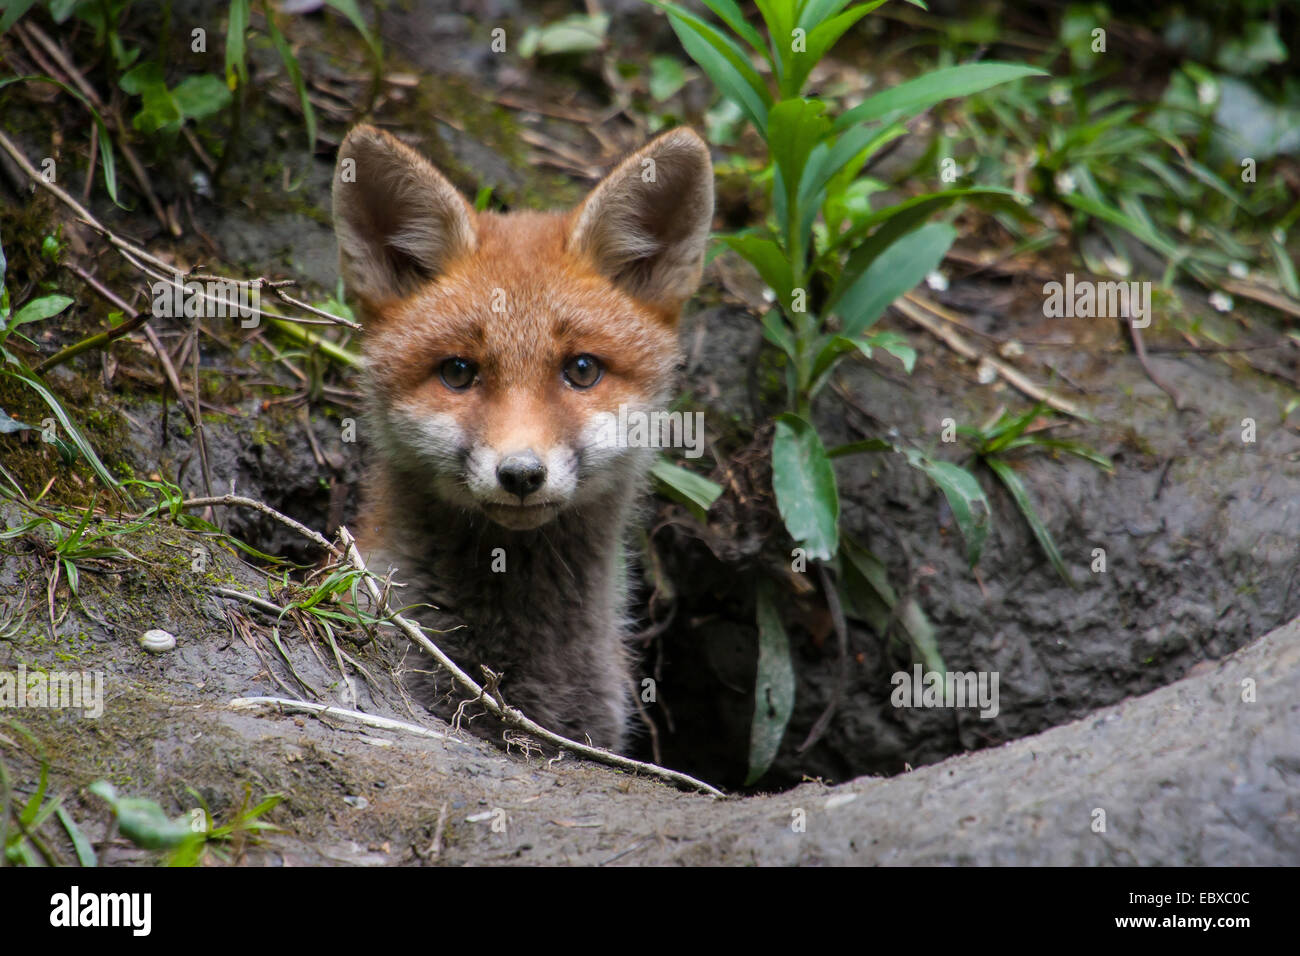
[497, 453, 547, 500]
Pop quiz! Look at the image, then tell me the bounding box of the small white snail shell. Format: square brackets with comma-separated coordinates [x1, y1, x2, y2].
[139, 629, 177, 654]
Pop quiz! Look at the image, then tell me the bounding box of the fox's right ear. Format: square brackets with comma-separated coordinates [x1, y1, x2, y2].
[332, 125, 476, 308]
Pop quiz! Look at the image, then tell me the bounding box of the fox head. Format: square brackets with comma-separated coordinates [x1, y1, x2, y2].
[333, 125, 713, 530]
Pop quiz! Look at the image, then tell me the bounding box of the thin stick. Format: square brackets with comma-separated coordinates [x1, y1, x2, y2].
[895, 293, 1093, 422]
[427, 801, 450, 860]
[180, 495, 340, 556]
[142, 326, 198, 425]
[211, 586, 283, 617]
[1222, 278, 1300, 320]
[230, 696, 467, 745]
[187, 319, 215, 500]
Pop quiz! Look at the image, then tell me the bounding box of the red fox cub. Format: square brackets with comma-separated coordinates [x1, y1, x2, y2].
[332, 125, 713, 752]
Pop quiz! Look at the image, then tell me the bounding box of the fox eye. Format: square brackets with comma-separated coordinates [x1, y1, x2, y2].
[439, 356, 478, 391]
[563, 354, 603, 389]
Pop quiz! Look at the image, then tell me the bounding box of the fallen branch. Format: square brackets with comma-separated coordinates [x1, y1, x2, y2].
[230, 696, 468, 746]
[896, 292, 1093, 422]
[1221, 278, 1300, 320]
[180, 495, 340, 557]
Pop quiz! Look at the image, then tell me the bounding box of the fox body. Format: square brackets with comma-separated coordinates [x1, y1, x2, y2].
[332, 125, 713, 751]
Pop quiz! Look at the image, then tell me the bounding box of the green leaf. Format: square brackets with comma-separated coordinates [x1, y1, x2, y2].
[652, 1, 772, 133]
[809, 334, 869, 390]
[833, 221, 956, 337]
[798, 0, 856, 30]
[839, 535, 944, 673]
[827, 437, 892, 458]
[785, 2, 881, 97]
[867, 329, 916, 373]
[698, 0, 768, 56]
[48, 0, 80, 22]
[834, 62, 1048, 131]
[836, 185, 1024, 254]
[772, 413, 839, 560]
[118, 799, 197, 849]
[722, 234, 794, 305]
[651, 458, 722, 522]
[1270, 234, 1300, 299]
[648, 55, 688, 101]
[11, 294, 73, 326]
[1058, 192, 1181, 263]
[0, 408, 34, 434]
[18, 750, 49, 826]
[904, 450, 990, 567]
[754, 0, 796, 87]
[120, 61, 183, 134]
[998, 435, 1113, 472]
[323, 0, 383, 66]
[745, 579, 795, 785]
[56, 805, 98, 867]
[1215, 21, 1287, 76]
[172, 74, 232, 122]
[768, 98, 831, 224]
[809, 328, 915, 393]
[225, 0, 250, 90]
[985, 457, 1073, 586]
[265, 10, 315, 150]
[979, 402, 1043, 452]
[802, 121, 905, 212]
[12, 370, 128, 501]
[518, 12, 608, 56]
[89, 782, 205, 860]
[760, 307, 797, 359]
[0, 0, 38, 32]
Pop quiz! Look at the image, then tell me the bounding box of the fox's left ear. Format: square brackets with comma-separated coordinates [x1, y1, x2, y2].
[569, 127, 714, 315]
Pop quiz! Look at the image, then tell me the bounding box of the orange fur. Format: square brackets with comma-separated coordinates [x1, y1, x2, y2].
[332, 124, 713, 749]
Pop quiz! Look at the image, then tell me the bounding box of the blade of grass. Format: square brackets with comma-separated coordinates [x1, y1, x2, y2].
[986, 457, 1073, 586]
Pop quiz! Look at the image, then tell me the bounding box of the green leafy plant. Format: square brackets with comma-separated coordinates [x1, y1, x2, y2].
[89, 780, 282, 866]
[652, 0, 1041, 553]
[651, 458, 723, 522]
[118, 61, 230, 135]
[955, 403, 1112, 585]
[954, 10, 1298, 296]
[2, 721, 97, 866]
[3, 1, 383, 167]
[651, 0, 1044, 780]
[0, 235, 126, 494]
[0, 497, 141, 625]
[519, 11, 609, 57]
